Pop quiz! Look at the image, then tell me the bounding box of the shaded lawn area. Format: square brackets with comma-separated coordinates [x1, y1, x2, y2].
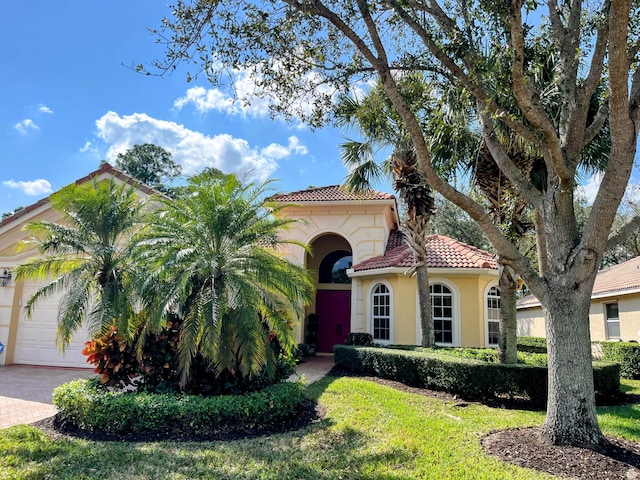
[1, 377, 639, 480]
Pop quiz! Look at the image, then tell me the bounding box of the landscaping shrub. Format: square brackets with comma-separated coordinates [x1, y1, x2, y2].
[599, 341, 640, 379]
[379, 344, 547, 366]
[334, 345, 620, 406]
[517, 336, 547, 353]
[82, 325, 139, 387]
[344, 332, 374, 346]
[83, 318, 296, 395]
[53, 377, 306, 434]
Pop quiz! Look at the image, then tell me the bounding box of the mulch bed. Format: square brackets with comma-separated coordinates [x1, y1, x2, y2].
[482, 428, 640, 479]
[31, 367, 640, 478]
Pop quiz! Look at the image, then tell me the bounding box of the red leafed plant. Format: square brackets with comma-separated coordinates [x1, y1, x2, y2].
[82, 325, 139, 387]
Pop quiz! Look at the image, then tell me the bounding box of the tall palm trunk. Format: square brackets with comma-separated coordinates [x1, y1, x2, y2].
[392, 151, 436, 348]
[497, 261, 518, 364]
[403, 216, 434, 347]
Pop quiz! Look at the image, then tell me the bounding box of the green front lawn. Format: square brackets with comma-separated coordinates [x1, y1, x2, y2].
[1, 377, 639, 480]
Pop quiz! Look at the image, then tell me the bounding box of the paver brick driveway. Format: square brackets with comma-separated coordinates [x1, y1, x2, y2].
[0, 365, 94, 429]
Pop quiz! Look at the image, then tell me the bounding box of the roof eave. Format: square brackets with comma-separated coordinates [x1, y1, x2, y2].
[348, 266, 498, 278]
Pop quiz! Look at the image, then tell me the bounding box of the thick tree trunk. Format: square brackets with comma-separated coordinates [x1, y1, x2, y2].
[540, 290, 608, 450]
[498, 263, 517, 364]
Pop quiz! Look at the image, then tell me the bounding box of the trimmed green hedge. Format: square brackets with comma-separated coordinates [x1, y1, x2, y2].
[53, 378, 306, 434]
[517, 336, 547, 353]
[600, 342, 640, 379]
[334, 345, 619, 406]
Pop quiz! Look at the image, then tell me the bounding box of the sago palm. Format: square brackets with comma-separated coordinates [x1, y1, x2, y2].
[15, 178, 145, 349]
[135, 173, 314, 385]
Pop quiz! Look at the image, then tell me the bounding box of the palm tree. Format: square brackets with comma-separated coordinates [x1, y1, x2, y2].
[336, 78, 438, 347]
[15, 178, 145, 349]
[135, 173, 314, 385]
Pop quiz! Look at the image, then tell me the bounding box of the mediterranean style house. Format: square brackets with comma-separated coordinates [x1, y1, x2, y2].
[0, 166, 501, 367]
[272, 186, 500, 353]
[517, 255, 640, 343]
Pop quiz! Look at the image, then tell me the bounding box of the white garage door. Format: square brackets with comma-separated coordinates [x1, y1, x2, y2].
[13, 280, 93, 368]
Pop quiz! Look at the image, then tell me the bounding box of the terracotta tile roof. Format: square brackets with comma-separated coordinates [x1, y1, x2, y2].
[0, 163, 163, 229]
[271, 185, 395, 202]
[351, 233, 497, 272]
[385, 229, 405, 250]
[517, 255, 640, 309]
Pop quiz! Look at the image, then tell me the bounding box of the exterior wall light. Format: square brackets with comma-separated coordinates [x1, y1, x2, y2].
[0, 269, 12, 287]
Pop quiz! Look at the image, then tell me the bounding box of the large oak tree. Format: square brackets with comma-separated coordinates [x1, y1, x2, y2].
[147, 0, 640, 449]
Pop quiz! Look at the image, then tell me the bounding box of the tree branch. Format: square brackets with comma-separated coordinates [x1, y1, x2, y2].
[510, 0, 571, 182]
[386, 0, 542, 149]
[477, 108, 544, 210]
[582, 0, 635, 256]
[583, 100, 609, 147]
[606, 215, 640, 252]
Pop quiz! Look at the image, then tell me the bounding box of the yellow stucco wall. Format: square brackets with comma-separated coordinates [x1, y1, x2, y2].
[352, 271, 498, 347]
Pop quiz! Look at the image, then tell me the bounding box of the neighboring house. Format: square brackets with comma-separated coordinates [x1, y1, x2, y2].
[0, 163, 158, 368]
[517, 255, 640, 342]
[272, 186, 500, 353]
[0, 172, 501, 368]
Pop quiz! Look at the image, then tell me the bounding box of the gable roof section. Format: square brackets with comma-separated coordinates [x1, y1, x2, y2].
[0, 163, 161, 230]
[271, 185, 395, 203]
[351, 233, 497, 273]
[517, 255, 640, 309]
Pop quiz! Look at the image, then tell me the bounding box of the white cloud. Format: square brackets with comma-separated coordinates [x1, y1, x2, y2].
[173, 63, 340, 124]
[3, 179, 53, 196]
[174, 81, 270, 119]
[38, 104, 54, 114]
[578, 173, 640, 214]
[14, 119, 40, 134]
[261, 136, 308, 159]
[94, 111, 307, 179]
[577, 172, 604, 204]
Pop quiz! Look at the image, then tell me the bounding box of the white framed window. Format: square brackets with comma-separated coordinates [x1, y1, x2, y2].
[486, 285, 501, 346]
[431, 283, 454, 344]
[605, 303, 620, 340]
[371, 283, 391, 342]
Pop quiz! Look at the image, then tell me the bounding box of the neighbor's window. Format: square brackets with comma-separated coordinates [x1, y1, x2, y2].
[605, 303, 620, 340]
[431, 283, 453, 344]
[486, 286, 501, 346]
[372, 283, 391, 341]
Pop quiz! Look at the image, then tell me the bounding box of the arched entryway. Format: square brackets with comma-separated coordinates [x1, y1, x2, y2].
[305, 234, 352, 353]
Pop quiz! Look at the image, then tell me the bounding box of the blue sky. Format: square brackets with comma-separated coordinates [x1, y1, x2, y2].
[1, 2, 636, 217]
[0, 1, 367, 215]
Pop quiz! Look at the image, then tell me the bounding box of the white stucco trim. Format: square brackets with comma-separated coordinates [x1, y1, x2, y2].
[483, 281, 500, 347]
[367, 279, 394, 345]
[428, 277, 461, 346]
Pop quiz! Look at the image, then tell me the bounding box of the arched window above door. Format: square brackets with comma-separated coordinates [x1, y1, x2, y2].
[319, 250, 352, 284]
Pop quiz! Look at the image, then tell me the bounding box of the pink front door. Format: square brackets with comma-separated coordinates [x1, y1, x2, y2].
[315, 290, 351, 353]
